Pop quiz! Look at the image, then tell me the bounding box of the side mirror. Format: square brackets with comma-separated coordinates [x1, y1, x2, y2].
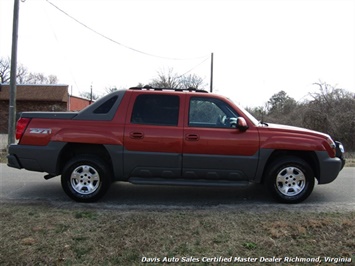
[236, 117, 249, 131]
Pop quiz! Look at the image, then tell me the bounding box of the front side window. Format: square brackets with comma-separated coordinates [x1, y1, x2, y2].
[189, 97, 238, 128]
[131, 94, 179, 126]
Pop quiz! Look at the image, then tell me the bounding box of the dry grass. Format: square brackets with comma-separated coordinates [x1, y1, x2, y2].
[0, 151, 6, 163]
[345, 152, 355, 167]
[0, 202, 354, 265]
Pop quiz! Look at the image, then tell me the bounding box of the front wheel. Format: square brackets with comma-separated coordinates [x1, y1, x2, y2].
[61, 155, 112, 202]
[265, 156, 315, 204]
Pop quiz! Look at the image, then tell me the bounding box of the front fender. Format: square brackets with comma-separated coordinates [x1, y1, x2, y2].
[260, 135, 328, 152]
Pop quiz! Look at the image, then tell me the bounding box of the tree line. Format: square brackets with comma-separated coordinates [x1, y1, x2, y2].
[247, 82, 355, 151]
[2, 57, 353, 151]
[0, 57, 58, 85]
[146, 68, 205, 89]
[95, 68, 206, 100]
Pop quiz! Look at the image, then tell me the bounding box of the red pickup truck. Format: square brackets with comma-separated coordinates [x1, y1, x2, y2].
[7, 87, 345, 203]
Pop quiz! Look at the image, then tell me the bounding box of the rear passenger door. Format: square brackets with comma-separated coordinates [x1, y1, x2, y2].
[123, 92, 184, 178]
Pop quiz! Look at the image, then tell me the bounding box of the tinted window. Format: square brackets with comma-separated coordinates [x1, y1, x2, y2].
[131, 94, 179, 126]
[94, 96, 118, 114]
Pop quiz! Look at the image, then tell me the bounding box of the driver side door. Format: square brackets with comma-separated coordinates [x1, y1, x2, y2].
[182, 96, 259, 181]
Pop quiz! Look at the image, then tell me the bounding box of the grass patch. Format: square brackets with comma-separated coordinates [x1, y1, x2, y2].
[345, 152, 355, 167]
[0, 151, 6, 163]
[0, 203, 354, 265]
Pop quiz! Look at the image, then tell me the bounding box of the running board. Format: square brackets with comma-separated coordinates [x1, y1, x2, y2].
[128, 177, 250, 187]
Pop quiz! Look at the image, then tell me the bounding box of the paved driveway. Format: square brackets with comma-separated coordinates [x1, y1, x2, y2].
[1, 164, 354, 211]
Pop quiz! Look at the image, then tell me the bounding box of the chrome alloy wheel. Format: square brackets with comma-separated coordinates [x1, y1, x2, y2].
[70, 165, 100, 195]
[276, 166, 306, 196]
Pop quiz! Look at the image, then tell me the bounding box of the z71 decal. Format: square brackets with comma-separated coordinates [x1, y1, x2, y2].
[29, 128, 52, 134]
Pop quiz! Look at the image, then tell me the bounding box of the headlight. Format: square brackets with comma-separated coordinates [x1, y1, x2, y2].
[326, 137, 336, 157]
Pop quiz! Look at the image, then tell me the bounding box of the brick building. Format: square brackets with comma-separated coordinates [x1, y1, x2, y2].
[69, 95, 92, 111]
[0, 84, 91, 133]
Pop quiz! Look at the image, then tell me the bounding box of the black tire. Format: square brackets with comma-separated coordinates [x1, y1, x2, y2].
[61, 155, 112, 202]
[265, 156, 315, 204]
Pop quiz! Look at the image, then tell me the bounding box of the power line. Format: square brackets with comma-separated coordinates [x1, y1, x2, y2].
[45, 0, 207, 61]
[177, 56, 210, 78]
[43, 2, 80, 91]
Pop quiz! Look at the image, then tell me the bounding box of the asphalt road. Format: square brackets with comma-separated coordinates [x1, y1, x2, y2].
[1, 164, 354, 211]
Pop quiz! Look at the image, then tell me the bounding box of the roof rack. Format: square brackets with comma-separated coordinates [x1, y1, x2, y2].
[129, 85, 208, 93]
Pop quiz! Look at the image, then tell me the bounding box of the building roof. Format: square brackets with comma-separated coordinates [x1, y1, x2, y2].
[0, 84, 68, 102]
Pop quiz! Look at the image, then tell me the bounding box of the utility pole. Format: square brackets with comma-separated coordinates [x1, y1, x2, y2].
[8, 0, 20, 147]
[90, 84, 93, 104]
[210, 52, 214, 93]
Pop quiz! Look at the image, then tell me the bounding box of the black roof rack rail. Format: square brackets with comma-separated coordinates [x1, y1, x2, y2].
[129, 85, 208, 93]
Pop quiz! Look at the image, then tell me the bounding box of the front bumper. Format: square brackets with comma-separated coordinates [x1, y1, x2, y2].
[316, 140, 345, 184]
[335, 141, 346, 169]
[316, 152, 343, 184]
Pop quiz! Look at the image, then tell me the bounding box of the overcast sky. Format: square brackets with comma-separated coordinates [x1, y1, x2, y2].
[1, 0, 354, 107]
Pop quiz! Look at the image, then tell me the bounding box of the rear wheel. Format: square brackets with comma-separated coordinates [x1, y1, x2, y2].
[265, 156, 315, 203]
[61, 155, 111, 202]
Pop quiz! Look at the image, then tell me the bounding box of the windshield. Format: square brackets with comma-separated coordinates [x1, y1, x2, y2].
[224, 96, 260, 126]
[236, 105, 260, 126]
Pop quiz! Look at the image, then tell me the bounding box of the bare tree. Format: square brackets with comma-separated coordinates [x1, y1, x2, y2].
[24, 72, 58, 85]
[47, 75, 59, 84]
[0, 57, 11, 83]
[0, 57, 58, 85]
[16, 64, 29, 84]
[178, 74, 205, 89]
[231, 81, 354, 151]
[0, 57, 28, 83]
[150, 68, 180, 89]
[302, 82, 355, 150]
[149, 68, 206, 90]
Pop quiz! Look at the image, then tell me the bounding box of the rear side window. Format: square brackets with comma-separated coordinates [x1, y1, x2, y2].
[94, 96, 118, 114]
[75, 90, 125, 121]
[131, 94, 179, 126]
